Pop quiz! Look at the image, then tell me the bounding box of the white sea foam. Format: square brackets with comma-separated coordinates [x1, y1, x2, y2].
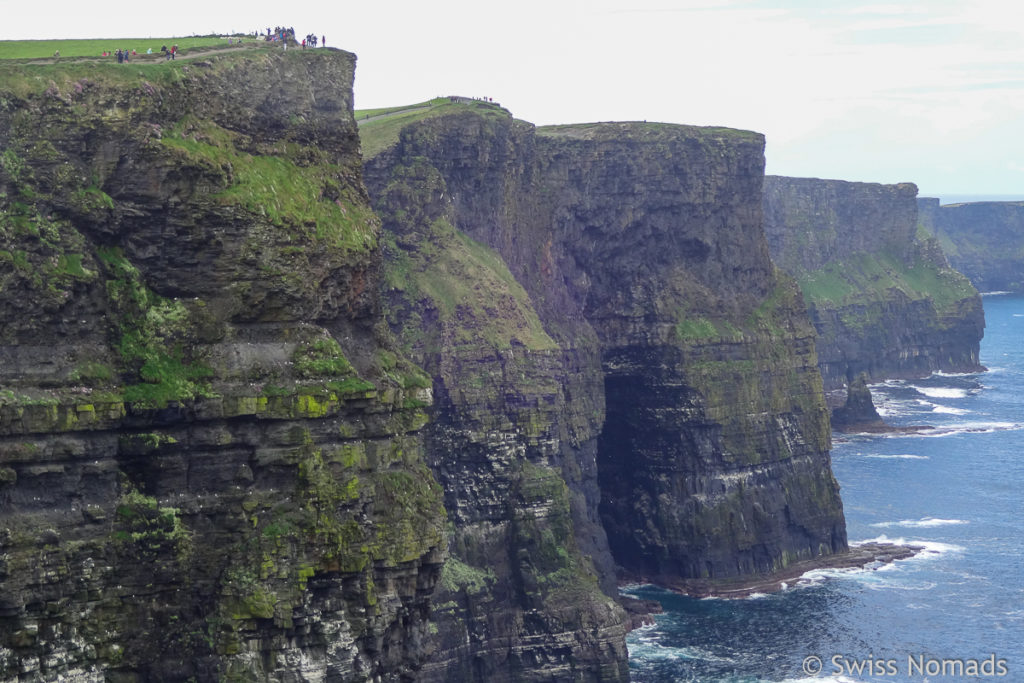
[931, 369, 983, 378]
[931, 404, 969, 414]
[910, 385, 969, 399]
[870, 518, 968, 529]
[618, 582, 656, 593]
[915, 421, 1023, 437]
[864, 454, 930, 460]
[854, 535, 964, 557]
[981, 290, 1013, 296]
[797, 565, 873, 586]
[627, 637, 736, 664]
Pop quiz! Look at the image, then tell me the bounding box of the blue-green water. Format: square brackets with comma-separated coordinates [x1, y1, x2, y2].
[623, 294, 1024, 682]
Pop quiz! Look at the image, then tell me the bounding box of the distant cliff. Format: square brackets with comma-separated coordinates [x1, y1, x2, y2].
[764, 177, 984, 393]
[363, 108, 846, 678]
[918, 198, 1024, 292]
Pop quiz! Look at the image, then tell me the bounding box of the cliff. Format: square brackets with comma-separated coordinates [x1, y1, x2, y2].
[0, 49, 446, 680]
[1, 49, 854, 682]
[918, 198, 1024, 292]
[362, 105, 846, 677]
[763, 177, 984, 393]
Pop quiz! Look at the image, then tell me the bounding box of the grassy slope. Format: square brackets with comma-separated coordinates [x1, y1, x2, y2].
[0, 36, 256, 60]
[798, 248, 976, 316]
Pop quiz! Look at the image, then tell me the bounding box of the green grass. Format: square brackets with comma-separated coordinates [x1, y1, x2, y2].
[799, 249, 976, 315]
[97, 246, 214, 407]
[385, 218, 557, 351]
[161, 120, 378, 254]
[0, 36, 250, 60]
[354, 99, 435, 120]
[356, 97, 510, 160]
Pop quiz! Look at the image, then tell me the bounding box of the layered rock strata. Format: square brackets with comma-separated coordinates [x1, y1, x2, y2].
[764, 177, 984, 393]
[918, 198, 1024, 292]
[0, 49, 446, 681]
[363, 106, 847, 678]
[1, 48, 859, 681]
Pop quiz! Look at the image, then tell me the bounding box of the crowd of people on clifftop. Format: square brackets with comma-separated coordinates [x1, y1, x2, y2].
[258, 26, 326, 49]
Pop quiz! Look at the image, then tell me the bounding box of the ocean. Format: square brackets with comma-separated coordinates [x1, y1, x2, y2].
[623, 293, 1024, 682]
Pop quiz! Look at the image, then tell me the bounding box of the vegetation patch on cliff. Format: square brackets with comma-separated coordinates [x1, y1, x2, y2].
[799, 248, 977, 320]
[384, 217, 556, 352]
[162, 118, 378, 255]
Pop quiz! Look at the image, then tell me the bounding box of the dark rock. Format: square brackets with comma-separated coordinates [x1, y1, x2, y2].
[831, 373, 883, 430]
[918, 198, 1024, 292]
[364, 110, 848, 680]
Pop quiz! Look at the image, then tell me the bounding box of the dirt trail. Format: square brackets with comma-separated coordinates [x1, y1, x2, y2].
[356, 105, 433, 126]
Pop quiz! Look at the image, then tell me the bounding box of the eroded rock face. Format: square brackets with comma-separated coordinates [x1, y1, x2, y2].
[918, 198, 1024, 293]
[364, 110, 847, 680]
[764, 177, 985, 392]
[536, 127, 845, 582]
[366, 117, 631, 682]
[0, 49, 445, 681]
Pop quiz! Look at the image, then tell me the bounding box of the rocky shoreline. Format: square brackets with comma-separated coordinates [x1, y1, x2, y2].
[620, 541, 923, 600]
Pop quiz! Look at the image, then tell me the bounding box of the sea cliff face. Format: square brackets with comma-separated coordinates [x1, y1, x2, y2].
[0, 50, 446, 681]
[2, 48, 852, 682]
[363, 108, 846, 677]
[763, 177, 984, 393]
[918, 198, 1024, 293]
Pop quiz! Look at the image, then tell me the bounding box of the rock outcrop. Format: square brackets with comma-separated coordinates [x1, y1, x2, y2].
[362, 106, 847, 678]
[0, 49, 446, 681]
[918, 198, 1024, 292]
[763, 177, 985, 395]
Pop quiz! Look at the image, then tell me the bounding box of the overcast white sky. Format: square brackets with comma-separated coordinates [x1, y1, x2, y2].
[5, 0, 1024, 197]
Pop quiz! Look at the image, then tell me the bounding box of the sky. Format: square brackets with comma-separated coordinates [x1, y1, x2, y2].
[4, 0, 1024, 197]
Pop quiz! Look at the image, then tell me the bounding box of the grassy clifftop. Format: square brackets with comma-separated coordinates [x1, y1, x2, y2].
[356, 97, 511, 159]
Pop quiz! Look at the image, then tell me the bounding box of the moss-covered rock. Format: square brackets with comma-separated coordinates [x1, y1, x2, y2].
[0, 47, 446, 682]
